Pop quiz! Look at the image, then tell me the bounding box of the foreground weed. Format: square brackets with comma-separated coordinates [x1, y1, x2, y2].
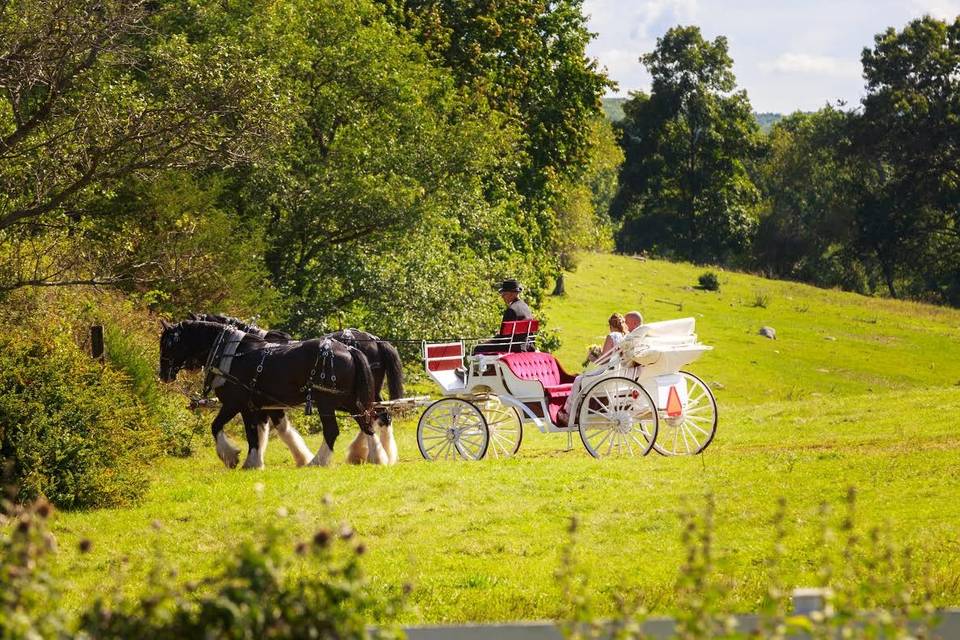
[1, 482, 405, 639]
[558, 516, 649, 640]
[0, 488, 68, 639]
[562, 489, 942, 639]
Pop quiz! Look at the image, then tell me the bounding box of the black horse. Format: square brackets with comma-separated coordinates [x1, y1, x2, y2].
[187, 315, 403, 464]
[188, 314, 404, 401]
[159, 319, 388, 469]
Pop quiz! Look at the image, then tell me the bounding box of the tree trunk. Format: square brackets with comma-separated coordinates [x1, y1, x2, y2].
[877, 248, 898, 298]
[552, 273, 565, 296]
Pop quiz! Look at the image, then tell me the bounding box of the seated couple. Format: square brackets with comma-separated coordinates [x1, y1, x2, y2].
[555, 310, 643, 427]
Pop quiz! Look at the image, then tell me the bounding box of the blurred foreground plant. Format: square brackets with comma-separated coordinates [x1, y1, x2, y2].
[1, 482, 405, 639]
[559, 488, 939, 639]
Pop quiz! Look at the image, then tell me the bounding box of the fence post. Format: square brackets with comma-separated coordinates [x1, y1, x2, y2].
[792, 587, 830, 616]
[90, 325, 104, 362]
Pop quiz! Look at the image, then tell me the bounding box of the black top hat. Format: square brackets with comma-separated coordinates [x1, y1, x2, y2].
[497, 278, 523, 293]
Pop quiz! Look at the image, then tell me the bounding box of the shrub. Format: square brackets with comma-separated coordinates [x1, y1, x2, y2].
[77, 524, 405, 639]
[752, 290, 771, 308]
[0, 495, 69, 639]
[102, 317, 199, 457]
[0, 292, 164, 509]
[698, 271, 720, 291]
[2, 493, 406, 639]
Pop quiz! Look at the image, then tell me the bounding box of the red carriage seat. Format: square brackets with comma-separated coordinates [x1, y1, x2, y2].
[474, 319, 540, 354]
[425, 342, 465, 371]
[499, 352, 575, 423]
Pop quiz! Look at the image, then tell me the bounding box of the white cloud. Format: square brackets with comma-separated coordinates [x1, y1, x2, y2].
[585, 0, 699, 95]
[909, 0, 960, 20]
[759, 53, 861, 78]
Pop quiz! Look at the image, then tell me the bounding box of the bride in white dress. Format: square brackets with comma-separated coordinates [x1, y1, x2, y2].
[557, 313, 628, 426]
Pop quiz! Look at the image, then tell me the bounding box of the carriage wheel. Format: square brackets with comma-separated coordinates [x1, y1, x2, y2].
[652, 371, 718, 456]
[477, 396, 522, 458]
[577, 377, 658, 459]
[417, 398, 489, 461]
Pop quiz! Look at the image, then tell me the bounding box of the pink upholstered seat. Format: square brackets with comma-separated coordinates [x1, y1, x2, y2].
[500, 352, 575, 424]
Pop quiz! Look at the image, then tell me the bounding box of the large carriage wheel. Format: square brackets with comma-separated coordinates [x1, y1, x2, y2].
[577, 376, 658, 458]
[652, 371, 718, 456]
[477, 396, 522, 458]
[417, 398, 489, 461]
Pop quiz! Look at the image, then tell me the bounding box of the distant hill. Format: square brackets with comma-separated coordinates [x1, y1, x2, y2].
[602, 97, 628, 122]
[754, 112, 785, 132]
[602, 97, 785, 132]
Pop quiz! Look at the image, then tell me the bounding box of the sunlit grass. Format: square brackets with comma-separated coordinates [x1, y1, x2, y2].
[50, 253, 960, 622]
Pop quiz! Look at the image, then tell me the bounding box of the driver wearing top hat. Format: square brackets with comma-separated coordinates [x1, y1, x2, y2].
[473, 278, 534, 354]
[497, 278, 532, 323]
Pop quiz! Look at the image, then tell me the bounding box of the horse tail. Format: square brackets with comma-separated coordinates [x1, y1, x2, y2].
[377, 341, 405, 400]
[350, 347, 376, 414]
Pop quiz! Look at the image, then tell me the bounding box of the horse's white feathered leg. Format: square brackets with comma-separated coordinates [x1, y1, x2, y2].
[216, 431, 241, 469]
[346, 431, 368, 465]
[308, 441, 333, 467]
[366, 433, 388, 465]
[242, 421, 269, 470]
[378, 424, 398, 465]
[274, 415, 312, 466]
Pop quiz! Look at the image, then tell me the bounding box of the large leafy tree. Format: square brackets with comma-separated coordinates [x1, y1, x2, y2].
[232, 0, 527, 339]
[0, 0, 284, 291]
[852, 16, 960, 302]
[754, 108, 867, 291]
[612, 26, 762, 263]
[379, 0, 612, 279]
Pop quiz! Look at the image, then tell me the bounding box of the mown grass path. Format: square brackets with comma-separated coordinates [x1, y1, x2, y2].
[51, 254, 960, 622]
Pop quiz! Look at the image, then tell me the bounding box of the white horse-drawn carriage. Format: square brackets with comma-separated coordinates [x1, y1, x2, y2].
[416, 318, 718, 460]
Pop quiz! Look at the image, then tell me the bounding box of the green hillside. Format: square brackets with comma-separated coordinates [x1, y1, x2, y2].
[603, 97, 786, 132]
[548, 253, 960, 405]
[49, 254, 960, 623]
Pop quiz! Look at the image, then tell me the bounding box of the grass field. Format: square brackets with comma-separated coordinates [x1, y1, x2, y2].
[49, 253, 960, 622]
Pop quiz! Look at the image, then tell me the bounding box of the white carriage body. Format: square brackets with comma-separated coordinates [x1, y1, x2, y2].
[423, 317, 711, 432]
[419, 317, 717, 459]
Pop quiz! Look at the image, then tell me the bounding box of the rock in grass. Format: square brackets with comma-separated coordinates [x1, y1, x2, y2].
[759, 326, 777, 340]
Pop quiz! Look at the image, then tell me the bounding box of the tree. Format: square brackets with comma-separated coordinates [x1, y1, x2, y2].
[612, 26, 762, 263]
[379, 0, 613, 285]
[0, 0, 286, 291]
[852, 16, 960, 302]
[550, 115, 622, 294]
[230, 0, 530, 340]
[754, 108, 868, 291]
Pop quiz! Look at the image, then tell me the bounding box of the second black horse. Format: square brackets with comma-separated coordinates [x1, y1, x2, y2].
[159, 320, 389, 469]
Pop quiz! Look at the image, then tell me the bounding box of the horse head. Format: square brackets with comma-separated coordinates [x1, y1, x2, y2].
[158, 319, 208, 382]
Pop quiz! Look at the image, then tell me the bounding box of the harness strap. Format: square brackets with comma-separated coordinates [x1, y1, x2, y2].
[201, 327, 246, 398]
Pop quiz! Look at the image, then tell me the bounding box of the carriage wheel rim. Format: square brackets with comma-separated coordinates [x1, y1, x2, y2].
[653, 371, 718, 456]
[479, 398, 522, 458]
[417, 398, 489, 461]
[578, 377, 658, 458]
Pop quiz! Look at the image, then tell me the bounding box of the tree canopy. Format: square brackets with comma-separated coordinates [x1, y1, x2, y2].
[612, 26, 762, 263]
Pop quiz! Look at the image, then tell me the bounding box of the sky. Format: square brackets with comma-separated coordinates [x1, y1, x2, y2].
[583, 0, 960, 113]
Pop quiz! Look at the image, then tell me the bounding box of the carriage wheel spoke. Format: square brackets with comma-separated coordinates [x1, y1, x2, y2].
[685, 421, 711, 437]
[589, 427, 613, 451]
[683, 424, 703, 451]
[422, 439, 446, 455]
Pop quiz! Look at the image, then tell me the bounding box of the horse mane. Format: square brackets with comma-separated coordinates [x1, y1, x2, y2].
[186, 312, 293, 341]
